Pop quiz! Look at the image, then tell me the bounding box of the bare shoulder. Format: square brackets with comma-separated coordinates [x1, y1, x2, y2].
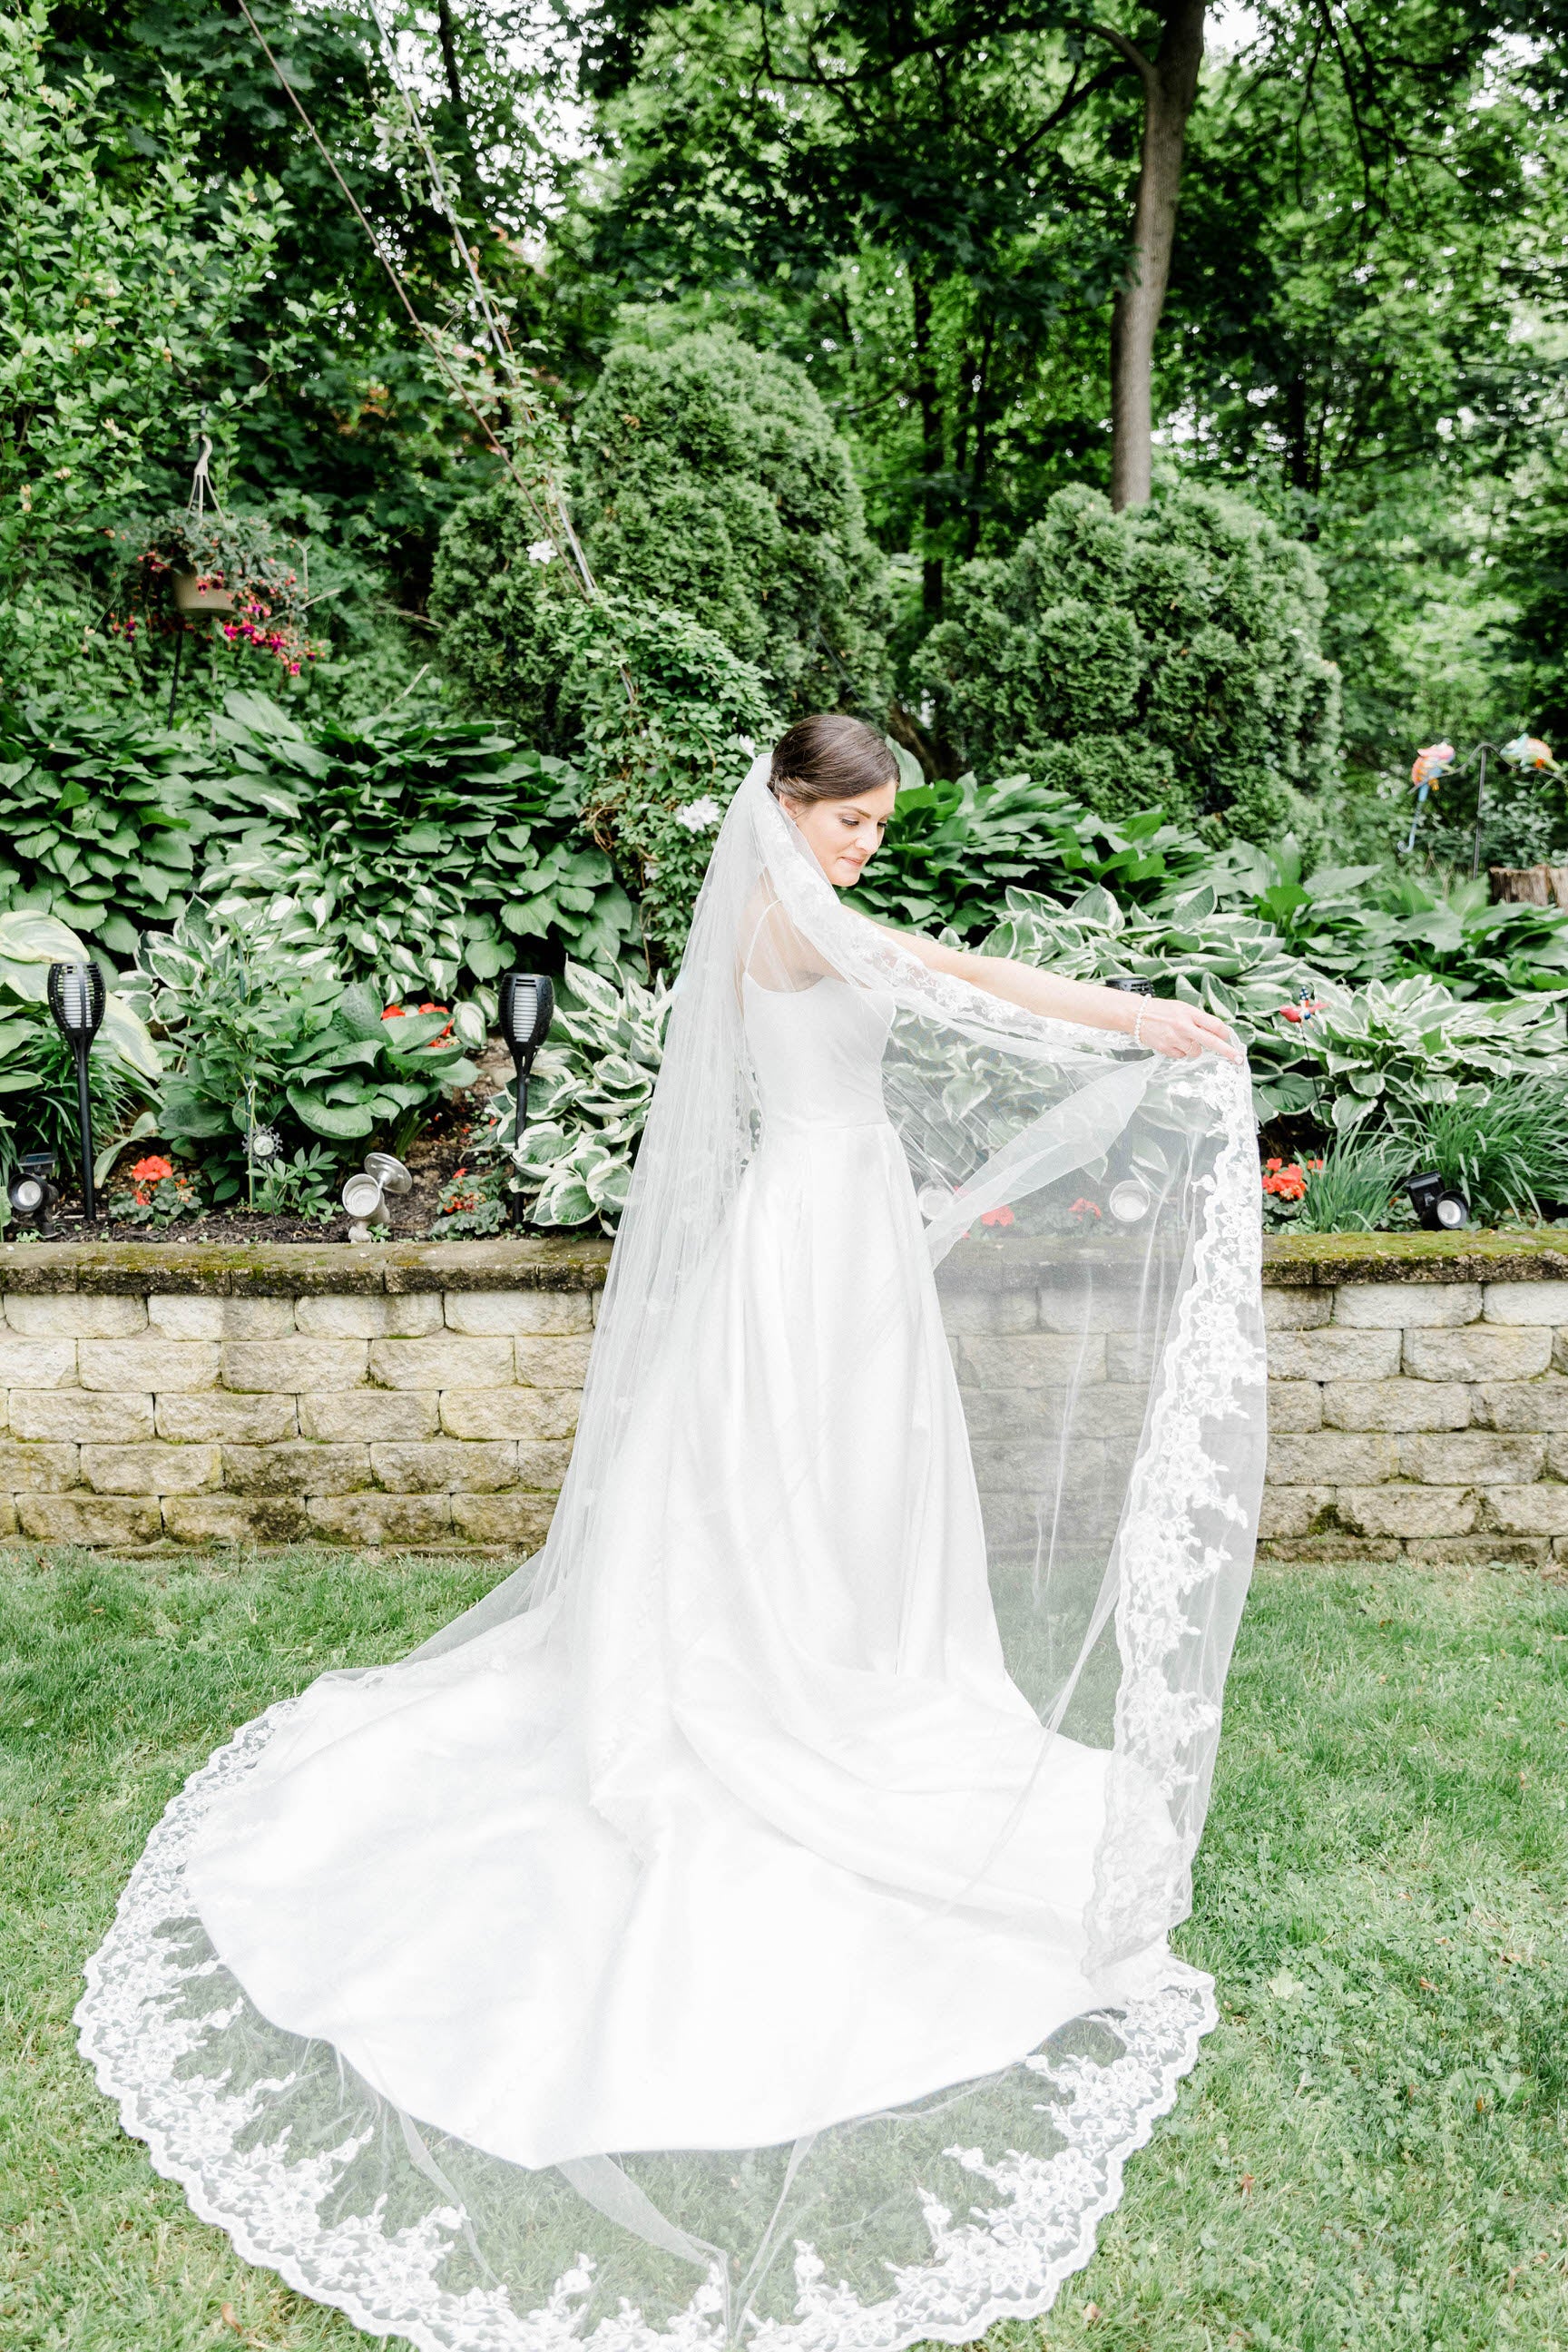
[738, 881, 837, 990]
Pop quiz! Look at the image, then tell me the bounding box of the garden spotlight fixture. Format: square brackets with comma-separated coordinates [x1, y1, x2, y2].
[46, 961, 106, 1221]
[1107, 1179, 1152, 1224]
[497, 975, 554, 1228]
[7, 1152, 58, 1237]
[340, 1151, 412, 1243]
[1404, 1170, 1470, 1231]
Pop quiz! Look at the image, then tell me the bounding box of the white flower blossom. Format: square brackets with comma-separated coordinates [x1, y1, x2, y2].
[526, 540, 557, 565]
[737, 734, 756, 757]
[674, 796, 722, 832]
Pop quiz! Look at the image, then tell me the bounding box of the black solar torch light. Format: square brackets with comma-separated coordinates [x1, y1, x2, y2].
[8, 1152, 58, 1237]
[497, 975, 554, 1229]
[46, 961, 106, 1223]
[1405, 1169, 1470, 1230]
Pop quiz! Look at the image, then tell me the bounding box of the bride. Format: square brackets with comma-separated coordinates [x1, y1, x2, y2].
[79, 715, 1266, 2352]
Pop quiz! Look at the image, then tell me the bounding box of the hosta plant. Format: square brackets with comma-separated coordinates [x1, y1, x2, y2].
[137, 905, 480, 1199]
[204, 692, 638, 1000]
[473, 960, 672, 1230]
[0, 911, 161, 1191]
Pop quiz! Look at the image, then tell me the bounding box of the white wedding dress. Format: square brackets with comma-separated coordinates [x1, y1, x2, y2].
[78, 767, 1266, 2352]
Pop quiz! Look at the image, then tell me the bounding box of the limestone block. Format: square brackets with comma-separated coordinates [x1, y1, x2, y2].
[0, 1494, 17, 1534]
[956, 1334, 1106, 1389]
[162, 1495, 312, 1545]
[1406, 1534, 1551, 1567]
[307, 1493, 454, 1545]
[1482, 1279, 1568, 1326]
[1336, 1485, 1476, 1537]
[0, 1337, 77, 1389]
[80, 1442, 221, 1494]
[1037, 1290, 1143, 1337]
[1404, 1328, 1553, 1383]
[370, 1440, 517, 1493]
[156, 1393, 298, 1445]
[1105, 1332, 1161, 1383]
[957, 1388, 1040, 1441]
[1333, 1282, 1481, 1328]
[1398, 1432, 1546, 1485]
[1258, 1533, 1399, 1562]
[147, 1296, 296, 1339]
[1551, 1435, 1568, 1477]
[444, 1290, 593, 1336]
[5, 1293, 146, 1337]
[1481, 1484, 1568, 1535]
[1267, 1431, 1399, 1485]
[1555, 1330, 1568, 1377]
[1258, 1485, 1335, 1540]
[515, 1336, 593, 1390]
[452, 1492, 557, 1546]
[1263, 1289, 1333, 1330]
[16, 1494, 161, 1545]
[1321, 1380, 1469, 1432]
[220, 1338, 368, 1394]
[0, 1441, 78, 1491]
[368, 1335, 514, 1391]
[936, 1288, 1041, 1335]
[11, 1391, 153, 1443]
[295, 1293, 444, 1338]
[439, 1388, 577, 1443]
[1267, 1328, 1401, 1382]
[1475, 1376, 1568, 1431]
[78, 1339, 220, 1392]
[220, 1443, 372, 1496]
[1267, 1381, 1324, 1431]
[515, 1440, 573, 1490]
[299, 1390, 438, 1442]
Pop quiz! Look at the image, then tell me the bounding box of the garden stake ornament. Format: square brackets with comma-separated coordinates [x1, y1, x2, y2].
[46, 962, 106, 1222]
[1404, 735, 1557, 873]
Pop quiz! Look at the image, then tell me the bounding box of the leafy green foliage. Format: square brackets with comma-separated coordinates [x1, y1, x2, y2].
[0, 698, 303, 959]
[573, 599, 778, 957]
[198, 691, 639, 995]
[1393, 1080, 1568, 1224]
[137, 905, 477, 1199]
[916, 483, 1342, 838]
[857, 761, 1211, 938]
[0, 4, 281, 686]
[1222, 837, 1568, 998]
[1265, 1142, 1409, 1237]
[475, 959, 671, 1230]
[573, 327, 890, 717]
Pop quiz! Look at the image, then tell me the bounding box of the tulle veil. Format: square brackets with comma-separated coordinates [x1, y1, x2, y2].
[77, 756, 1266, 2352]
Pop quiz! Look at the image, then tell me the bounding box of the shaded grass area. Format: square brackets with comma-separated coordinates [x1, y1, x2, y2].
[2, 1546, 1566, 2351]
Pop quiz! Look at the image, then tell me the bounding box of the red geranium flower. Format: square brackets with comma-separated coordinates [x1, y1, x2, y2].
[980, 1204, 1014, 1228]
[1069, 1197, 1102, 1218]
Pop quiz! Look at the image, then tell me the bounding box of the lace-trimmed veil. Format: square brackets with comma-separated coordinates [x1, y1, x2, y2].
[77, 757, 1266, 2352]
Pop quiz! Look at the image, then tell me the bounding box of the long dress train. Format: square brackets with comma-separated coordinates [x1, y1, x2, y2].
[77, 764, 1266, 2352]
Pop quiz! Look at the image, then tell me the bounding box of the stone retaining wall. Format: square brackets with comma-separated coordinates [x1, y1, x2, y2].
[0, 1240, 609, 1552]
[0, 1230, 1565, 1560]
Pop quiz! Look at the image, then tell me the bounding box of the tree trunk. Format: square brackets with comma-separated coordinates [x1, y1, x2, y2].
[1490, 864, 1568, 909]
[434, 0, 482, 210]
[1105, 0, 1207, 512]
[912, 273, 945, 618]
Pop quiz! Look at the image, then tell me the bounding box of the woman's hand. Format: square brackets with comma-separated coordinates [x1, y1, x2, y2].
[1126, 995, 1241, 1063]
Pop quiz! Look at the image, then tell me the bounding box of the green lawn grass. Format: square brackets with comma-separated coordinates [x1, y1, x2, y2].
[2, 1546, 1566, 2352]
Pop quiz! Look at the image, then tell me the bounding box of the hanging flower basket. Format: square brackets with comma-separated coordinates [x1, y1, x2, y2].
[170, 566, 237, 615]
[112, 506, 323, 676]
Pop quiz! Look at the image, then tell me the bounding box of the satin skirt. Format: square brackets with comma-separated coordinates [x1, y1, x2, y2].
[186, 1118, 1166, 2168]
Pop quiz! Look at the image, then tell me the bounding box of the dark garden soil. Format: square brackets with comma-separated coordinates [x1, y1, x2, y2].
[33, 1101, 492, 1246]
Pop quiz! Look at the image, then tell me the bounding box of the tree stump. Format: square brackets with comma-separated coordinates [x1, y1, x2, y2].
[1488, 864, 1568, 909]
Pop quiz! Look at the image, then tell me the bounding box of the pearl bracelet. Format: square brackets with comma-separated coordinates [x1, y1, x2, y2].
[1132, 1004, 1146, 1049]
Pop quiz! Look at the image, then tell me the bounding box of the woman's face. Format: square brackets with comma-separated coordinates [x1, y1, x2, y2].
[779, 779, 897, 887]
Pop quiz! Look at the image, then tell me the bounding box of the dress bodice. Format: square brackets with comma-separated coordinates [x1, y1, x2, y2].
[742, 972, 894, 1131]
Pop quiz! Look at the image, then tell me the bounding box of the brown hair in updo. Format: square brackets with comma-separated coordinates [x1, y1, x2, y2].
[769, 713, 898, 803]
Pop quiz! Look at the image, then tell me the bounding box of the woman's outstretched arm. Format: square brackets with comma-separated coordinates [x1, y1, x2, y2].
[891, 928, 1243, 1063]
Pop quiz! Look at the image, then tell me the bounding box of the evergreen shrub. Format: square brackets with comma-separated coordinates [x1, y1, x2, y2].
[915, 483, 1342, 839]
